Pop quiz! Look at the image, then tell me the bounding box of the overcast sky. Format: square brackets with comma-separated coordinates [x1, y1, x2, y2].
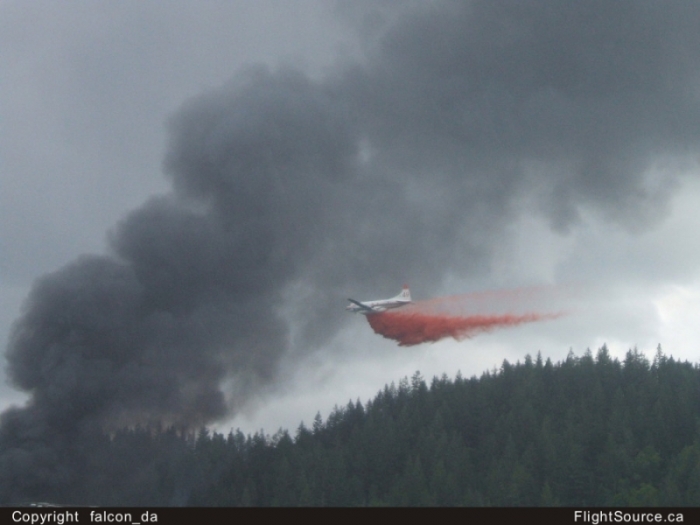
[3, 1, 700, 437]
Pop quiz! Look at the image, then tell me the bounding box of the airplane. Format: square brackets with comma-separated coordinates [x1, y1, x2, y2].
[346, 285, 412, 315]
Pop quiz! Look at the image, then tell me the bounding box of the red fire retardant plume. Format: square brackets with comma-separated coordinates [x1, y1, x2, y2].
[366, 309, 563, 347]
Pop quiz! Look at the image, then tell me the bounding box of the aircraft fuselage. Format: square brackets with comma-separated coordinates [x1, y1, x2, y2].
[346, 286, 412, 315]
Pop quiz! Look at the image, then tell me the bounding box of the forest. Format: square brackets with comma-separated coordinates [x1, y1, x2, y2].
[7, 346, 700, 506]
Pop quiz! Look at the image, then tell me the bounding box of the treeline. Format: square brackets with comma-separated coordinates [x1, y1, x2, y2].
[186, 346, 700, 506]
[19, 346, 700, 506]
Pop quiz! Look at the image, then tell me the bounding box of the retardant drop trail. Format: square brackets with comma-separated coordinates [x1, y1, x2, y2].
[367, 310, 562, 346]
[363, 287, 568, 346]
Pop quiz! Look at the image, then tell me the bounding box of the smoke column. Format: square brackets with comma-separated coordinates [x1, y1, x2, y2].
[366, 288, 565, 346]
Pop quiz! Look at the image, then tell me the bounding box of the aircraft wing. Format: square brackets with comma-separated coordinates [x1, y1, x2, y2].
[348, 299, 377, 312]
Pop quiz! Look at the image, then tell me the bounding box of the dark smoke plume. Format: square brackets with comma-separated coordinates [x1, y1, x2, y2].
[4, 1, 700, 504]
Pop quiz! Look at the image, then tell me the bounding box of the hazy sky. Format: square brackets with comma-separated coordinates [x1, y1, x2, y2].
[3, 0, 700, 439]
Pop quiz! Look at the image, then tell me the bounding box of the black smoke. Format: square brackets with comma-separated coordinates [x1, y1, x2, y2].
[3, 1, 700, 504]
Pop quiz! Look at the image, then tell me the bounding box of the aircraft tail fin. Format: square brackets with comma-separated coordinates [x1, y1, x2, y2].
[395, 285, 411, 302]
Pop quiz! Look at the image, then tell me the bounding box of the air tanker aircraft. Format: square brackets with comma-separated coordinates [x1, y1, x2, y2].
[346, 286, 412, 315]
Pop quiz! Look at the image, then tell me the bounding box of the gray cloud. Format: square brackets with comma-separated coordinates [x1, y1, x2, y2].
[3, 0, 700, 503]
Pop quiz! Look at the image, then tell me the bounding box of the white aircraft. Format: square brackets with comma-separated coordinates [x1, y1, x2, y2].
[346, 286, 412, 315]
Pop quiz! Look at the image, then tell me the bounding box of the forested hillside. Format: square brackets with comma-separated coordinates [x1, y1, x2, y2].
[188, 346, 700, 506]
[5, 346, 700, 506]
